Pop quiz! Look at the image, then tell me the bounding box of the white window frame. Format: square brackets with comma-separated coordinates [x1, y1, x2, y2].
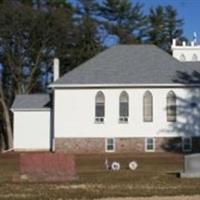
[105, 138, 115, 153]
[143, 91, 153, 122]
[119, 116, 129, 123]
[119, 91, 129, 123]
[145, 138, 155, 152]
[95, 117, 104, 123]
[95, 91, 105, 124]
[166, 91, 176, 122]
[180, 54, 186, 61]
[182, 137, 192, 152]
[192, 54, 198, 61]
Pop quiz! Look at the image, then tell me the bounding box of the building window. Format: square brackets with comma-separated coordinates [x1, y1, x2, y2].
[192, 54, 198, 61]
[182, 137, 192, 152]
[119, 91, 129, 123]
[180, 54, 186, 61]
[143, 91, 153, 122]
[145, 138, 155, 152]
[167, 91, 176, 122]
[95, 91, 105, 123]
[105, 138, 115, 152]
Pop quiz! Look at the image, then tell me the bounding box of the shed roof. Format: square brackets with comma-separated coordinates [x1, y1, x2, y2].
[11, 94, 50, 110]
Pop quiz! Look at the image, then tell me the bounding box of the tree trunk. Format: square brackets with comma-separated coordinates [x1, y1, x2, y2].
[1, 100, 13, 149]
[0, 84, 13, 149]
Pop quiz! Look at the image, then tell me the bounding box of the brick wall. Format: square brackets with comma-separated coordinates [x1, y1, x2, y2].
[115, 138, 144, 152]
[55, 138, 105, 153]
[55, 137, 200, 154]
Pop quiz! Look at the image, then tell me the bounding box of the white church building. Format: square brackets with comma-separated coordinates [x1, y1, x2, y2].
[11, 39, 200, 153]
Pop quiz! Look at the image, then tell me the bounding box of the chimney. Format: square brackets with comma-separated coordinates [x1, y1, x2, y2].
[172, 39, 176, 46]
[53, 58, 60, 81]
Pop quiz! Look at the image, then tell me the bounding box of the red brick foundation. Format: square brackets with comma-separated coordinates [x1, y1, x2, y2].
[115, 138, 144, 152]
[55, 138, 105, 153]
[55, 137, 200, 154]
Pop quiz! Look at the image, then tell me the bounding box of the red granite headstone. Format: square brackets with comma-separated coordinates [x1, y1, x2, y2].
[17, 152, 77, 182]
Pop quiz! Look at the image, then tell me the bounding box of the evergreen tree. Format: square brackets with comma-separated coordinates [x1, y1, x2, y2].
[165, 5, 184, 51]
[98, 0, 147, 44]
[148, 6, 165, 48]
[69, 0, 102, 71]
[76, 0, 98, 17]
[148, 5, 185, 52]
[71, 17, 102, 69]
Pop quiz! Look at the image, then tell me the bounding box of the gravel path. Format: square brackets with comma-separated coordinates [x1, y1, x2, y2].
[97, 195, 200, 200]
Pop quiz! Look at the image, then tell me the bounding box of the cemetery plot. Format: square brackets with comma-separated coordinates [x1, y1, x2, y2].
[1, 153, 200, 199]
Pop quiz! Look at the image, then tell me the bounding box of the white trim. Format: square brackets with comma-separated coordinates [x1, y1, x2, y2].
[145, 138, 155, 152]
[14, 148, 50, 152]
[172, 46, 200, 50]
[49, 83, 200, 89]
[105, 138, 115, 153]
[182, 137, 192, 152]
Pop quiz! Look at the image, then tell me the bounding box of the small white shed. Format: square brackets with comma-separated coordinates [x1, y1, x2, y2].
[11, 94, 51, 151]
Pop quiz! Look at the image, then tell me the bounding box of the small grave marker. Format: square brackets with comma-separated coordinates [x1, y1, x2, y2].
[181, 153, 200, 178]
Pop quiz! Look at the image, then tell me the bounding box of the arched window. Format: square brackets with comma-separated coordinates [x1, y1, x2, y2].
[192, 54, 198, 61]
[179, 54, 186, 61]
[119, 91, 129, 123]
[167, 91, 176, 122]
[95, 91, 105, 123]
[143, 91, 153, 122]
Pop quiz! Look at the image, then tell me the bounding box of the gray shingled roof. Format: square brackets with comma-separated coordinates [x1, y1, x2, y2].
[173, 62, 200, 84]
[11, 94, 50, 110]
[182, 62, 200, 68]
[52, 45, 200, 86]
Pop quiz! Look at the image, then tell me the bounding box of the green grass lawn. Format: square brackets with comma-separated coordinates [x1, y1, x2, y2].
[0, 152, 200, 200]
